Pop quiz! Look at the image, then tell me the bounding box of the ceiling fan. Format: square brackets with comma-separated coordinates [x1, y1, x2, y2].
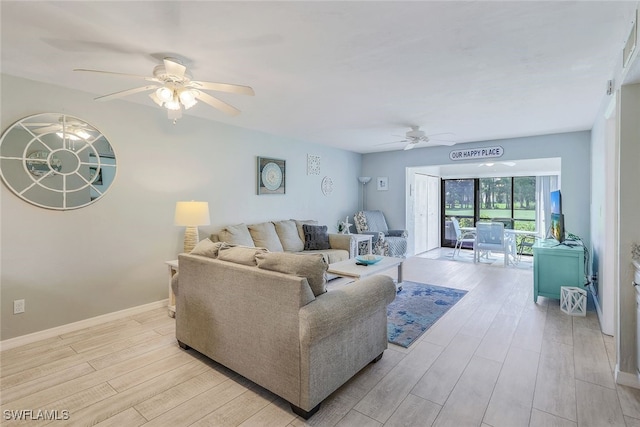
[383, 126, 456, 151]
[74, 57, 254, 123]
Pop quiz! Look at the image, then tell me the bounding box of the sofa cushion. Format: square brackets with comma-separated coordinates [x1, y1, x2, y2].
[293, 219, 318, 243]
[302, 224, 330, 251]
[248, 222, 284, 252]
[303, 248, 349, 264]
[189, 238, 225, 258]
[255, 252, 327, 296]
[273, 220, 305, 252]
[218, 245, 268, 266]
[218, 223, 255, 247]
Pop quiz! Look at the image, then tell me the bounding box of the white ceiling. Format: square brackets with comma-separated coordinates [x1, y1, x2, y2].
[1, 1, 638, 154]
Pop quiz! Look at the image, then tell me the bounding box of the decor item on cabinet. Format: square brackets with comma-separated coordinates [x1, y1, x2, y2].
[377, 176, 388, 191]
[307, 154, 320, 175]
[0, 113, 116, 210]
[175, 201, 210, 253]
[321, 176, 333, 196]
[354, 210, 408, 257]
[257, 156, 285, 194]
[75, 57, 254, 123]
[358, 176, 371, 210]
[337, 216, 352, 234]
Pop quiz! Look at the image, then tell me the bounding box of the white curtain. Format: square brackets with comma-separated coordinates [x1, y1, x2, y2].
[535, 175, 559, 238]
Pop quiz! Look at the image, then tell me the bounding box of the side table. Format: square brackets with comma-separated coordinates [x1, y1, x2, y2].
[352, 234, 373, 255]
[166, 259, 178, 318]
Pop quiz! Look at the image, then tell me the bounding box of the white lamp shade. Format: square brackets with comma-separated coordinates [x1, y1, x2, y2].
[174, 201, 210, 226]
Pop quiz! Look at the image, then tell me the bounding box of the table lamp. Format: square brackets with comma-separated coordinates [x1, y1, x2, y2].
[175, 201, 210, 253]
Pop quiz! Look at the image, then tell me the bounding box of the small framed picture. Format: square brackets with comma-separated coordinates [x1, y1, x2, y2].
[377, 177, 388, 191]
[257, 156, 286, 195]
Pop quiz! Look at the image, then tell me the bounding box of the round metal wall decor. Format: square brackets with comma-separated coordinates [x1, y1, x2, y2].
[321, 176, 333, 196]
[0, 113, 116, 210]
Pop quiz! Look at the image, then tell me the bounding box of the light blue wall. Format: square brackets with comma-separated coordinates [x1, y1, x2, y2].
[0, 74, 361, 340]
[361, 131, 592, 249]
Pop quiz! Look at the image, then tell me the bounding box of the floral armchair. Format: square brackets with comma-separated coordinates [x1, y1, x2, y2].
[354, 210, 408, 257]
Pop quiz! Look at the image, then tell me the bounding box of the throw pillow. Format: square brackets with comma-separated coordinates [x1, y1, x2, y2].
[293, 219, 318, 243]
[218, 245, 268, 266]
[189, 238, 224, 258]
[273, 220, 304, 252]
[248, 222, 284, 252]
[217, 223, 255, 247]
[255, 252, 328, 296]
[302, 224, 330, 250]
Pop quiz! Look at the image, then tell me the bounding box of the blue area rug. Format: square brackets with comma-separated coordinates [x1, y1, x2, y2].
[388, 281, 468, 348]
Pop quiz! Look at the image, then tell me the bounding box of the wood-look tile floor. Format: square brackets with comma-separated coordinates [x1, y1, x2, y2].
[2, 251, 639, 426]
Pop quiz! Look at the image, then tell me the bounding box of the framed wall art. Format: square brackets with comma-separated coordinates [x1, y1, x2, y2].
[257, 156, 286, 194]
[307, 154, 321, 175]
[377, 176, 388, 191]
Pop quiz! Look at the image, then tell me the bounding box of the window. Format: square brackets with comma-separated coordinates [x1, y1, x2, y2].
[441, 176, 536, 254]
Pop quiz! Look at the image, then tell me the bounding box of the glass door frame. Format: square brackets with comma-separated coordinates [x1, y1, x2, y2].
[441, 176, 536, 249]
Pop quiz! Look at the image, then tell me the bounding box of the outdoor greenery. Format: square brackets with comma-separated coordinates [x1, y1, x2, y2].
[443, 176, 537, 254]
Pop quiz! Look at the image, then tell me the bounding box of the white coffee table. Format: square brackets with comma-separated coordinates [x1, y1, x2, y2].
[327, 256, 404, 291]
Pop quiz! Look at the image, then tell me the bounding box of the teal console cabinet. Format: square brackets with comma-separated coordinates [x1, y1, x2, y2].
[533, 240, 585, 302]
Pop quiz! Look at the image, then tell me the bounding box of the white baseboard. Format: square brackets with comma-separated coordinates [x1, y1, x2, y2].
[589, 284, 610, 336]
[0, 299, 169, 352]
[615, 365, 640, 389]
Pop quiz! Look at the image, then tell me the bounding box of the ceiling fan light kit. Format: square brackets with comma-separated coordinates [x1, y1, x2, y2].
[75, 57, 254, 123]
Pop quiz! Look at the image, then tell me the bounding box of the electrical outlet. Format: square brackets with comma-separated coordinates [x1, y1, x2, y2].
[13, 299, 25, 314]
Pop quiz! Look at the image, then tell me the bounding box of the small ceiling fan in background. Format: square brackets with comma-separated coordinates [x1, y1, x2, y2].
[74, 57, 254, 123]
[380, 126, 456, 150]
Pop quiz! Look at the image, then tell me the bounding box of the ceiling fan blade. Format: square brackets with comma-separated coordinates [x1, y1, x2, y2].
[163, 58, 186, 79]
[94, 85, 159, 101]
[32, 125, 61, 134]
[189, 80, 255, 96]
[193, 91, 241, 116]
[376, 139, 407, 146]
[427, 139, 457, 146]
[74, 68, 158, 82]
[404, 143, 416, 151]
[427, 132, 456, 138]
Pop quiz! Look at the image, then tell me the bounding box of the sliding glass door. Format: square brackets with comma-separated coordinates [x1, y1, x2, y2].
[442, 176, 536, 251]
[479, 177, 512, 226]
[442, 179, 475, 246]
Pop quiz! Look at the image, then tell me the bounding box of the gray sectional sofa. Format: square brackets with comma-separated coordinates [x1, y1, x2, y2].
[174, 245, 396, 419]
